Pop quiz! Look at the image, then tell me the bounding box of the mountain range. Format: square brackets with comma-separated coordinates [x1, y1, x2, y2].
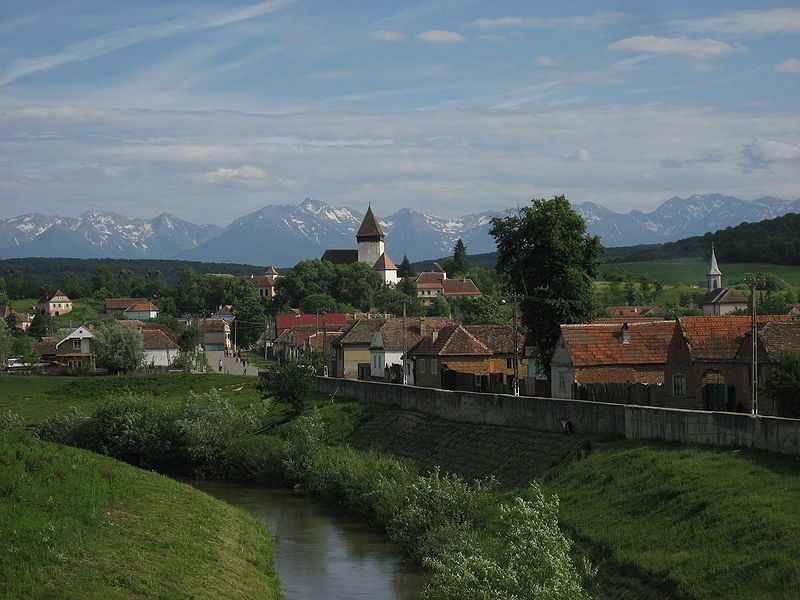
[1, 194, 797, 266]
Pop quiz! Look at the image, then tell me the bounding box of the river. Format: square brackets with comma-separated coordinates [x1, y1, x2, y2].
[188, 480, 425, 600]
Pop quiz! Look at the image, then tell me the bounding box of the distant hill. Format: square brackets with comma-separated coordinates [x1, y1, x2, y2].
[2, 194, 798, 264]
[0, 257, 266, 288]
[610, 213, 800, 266]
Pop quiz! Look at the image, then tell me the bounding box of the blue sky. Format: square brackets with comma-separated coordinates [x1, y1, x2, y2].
[1, 1, 798, 224]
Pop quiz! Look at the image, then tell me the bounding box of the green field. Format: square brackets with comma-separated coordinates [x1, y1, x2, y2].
[0, 373, 260, 425]
[0, 432, 281, 600]
[600, 258, 800, 287]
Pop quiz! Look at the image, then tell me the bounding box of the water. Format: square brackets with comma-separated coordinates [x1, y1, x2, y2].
[188, 480, 425, 600]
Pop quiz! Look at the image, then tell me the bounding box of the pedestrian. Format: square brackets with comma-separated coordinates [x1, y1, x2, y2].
[243, 365, 247, 376]
[218, 359, 222, 373]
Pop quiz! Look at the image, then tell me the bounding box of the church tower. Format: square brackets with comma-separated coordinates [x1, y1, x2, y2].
[356, 206, 385, 267]
[707, 244, 722, 290]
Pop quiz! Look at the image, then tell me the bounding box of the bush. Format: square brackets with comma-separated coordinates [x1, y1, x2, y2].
[260, 363, 314, 414]
[422, 482, 593, 600]
[37, 407, 89, 445]
[388, 468, 498, 561]
[0, 410, 24, 432]
[281, 411, 325, 482]
[223, 435, 288, 485]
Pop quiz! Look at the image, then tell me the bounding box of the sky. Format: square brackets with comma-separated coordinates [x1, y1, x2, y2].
[1, 1, 799, 225]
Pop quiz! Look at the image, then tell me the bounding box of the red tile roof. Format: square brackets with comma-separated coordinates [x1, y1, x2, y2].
[373, 253, 397, 271]
[443, 278, 481, 296]
[334, 318, 387, 345]
[415, 271, 444, 289]
[464, 324, 524, 354]
[142, 329, 179, 350]
[370, 317, 453, 351]
[39, 289, 69, 303]
[560, 320, 676, 367]
[409, 325, 492, 357]
[606, 306, 660, 317]
[679, 315, 794, 361]
[125, 301, 159, 312]
[756, 320, 800, 359]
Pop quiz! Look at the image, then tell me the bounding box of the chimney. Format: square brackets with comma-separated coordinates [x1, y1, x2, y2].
[431, 331, 438, 343]
[420, 317, 427, 336]
[621, 322, 630, 344]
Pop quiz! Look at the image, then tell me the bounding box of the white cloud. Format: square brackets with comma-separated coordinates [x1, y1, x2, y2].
[534, 55, 556, 67]
[775, 58, 800, 74]
[200, 164, 270, 186]
[608, 36, 745, 61]
[676, 9, 800, 35]
[417, 30, 466, 44]
[0, 0, 295, 86]
[468, 12, 626, 31]
[369, 29, 407, 42]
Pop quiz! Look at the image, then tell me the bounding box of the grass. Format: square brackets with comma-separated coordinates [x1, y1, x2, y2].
[0, 373, 261, 425]
[0, 431, 281, 600]
[546, 442, 800, 600]
[600, 258, 800, 287]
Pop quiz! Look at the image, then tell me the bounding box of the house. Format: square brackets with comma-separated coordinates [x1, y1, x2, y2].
[550, 320, 676, 400]
[274, 324, 345, 364]
[123, 301, 159, 320]
[332, 318, 387, 379]
[180, 318, 231, 351]
[785, 304, 800, 315]
[141, 329, 180, 367]
[38, 289, 72, 317]
[733, 319, 800, 416]
[663, 315, 793, 412]
[105, 297, 147, 314]
[33, 325, 95, 371]
[321, 206, 400, 285]
[696, 246, 748, 315]
[413, 263, 481, 306]
[369, 317, 453, 383]
[243, 266, 280, 300]
[275, 313, 349, 335]
[606, 306, 661, 318]
[407, 324, 525, 393]
[0, 305, 32, 332]
[211, 304, 236, 321]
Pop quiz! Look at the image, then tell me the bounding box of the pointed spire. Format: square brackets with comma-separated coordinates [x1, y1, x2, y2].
[708, 243, 721, 276]
[356, 205, 385, 239]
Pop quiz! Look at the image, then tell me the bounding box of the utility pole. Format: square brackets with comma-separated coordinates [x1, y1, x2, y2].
[512, 295, 520, 397]
[745, 275, 765, 415]
[402, 301, 408, 385]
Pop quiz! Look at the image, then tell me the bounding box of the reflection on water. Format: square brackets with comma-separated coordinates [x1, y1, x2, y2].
[188, 480, 424, 600]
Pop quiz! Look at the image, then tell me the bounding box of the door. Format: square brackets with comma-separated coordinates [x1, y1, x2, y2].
[704, 383, 726, 411]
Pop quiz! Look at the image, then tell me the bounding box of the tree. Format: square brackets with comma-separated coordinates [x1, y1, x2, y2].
[4, 268, 27, 300]
[398, 255, 416, 278]
[28, 313, 53, 339]
[375, 288, 425, 317]
[300, 293, 339, 314]
[766, 351, 800, 418]
[60, 272, 86, 299]
[92, 319, 145, 373]
[223, 278, 265, 347]
[91, 265, 116, 295]
[429, 296, 451, 317]
[259, 362, 314, 415]
[457, 295, 508, 325]
[11, 336, 40, 372]
[451, 238, 469, 275]
[5, 312, 19, 335]
[332, 262, 382, 310]
[490, 196, 602, 366]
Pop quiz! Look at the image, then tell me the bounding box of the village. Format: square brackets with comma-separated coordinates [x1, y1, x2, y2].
[2, 206, 799, 418]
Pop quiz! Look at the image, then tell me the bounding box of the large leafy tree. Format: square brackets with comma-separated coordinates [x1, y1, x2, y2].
[0, 321, 13, 367]
[223, 278, 265, 347]
[766, 351, 800, 418]
[91, 265, 116, 295]
[490, 196, 602, 366]
[332, 262, 382, 310]
[60, 272, 86, 299]
[93, 319, 145, 373]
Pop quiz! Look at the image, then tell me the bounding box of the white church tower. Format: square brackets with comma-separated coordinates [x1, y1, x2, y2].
[707, 244, 722, 290]
[356, 206, 385, 266]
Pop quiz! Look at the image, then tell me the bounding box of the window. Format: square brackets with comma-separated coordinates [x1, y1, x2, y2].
[506, 357, 513, 369]
[419, 359, 426, 374]
[431, 359, 438, 375]
[72, 339, 81, 350]
[673, 374, 686, 397]
[69, 360, 82, 369]
[559, 371, 566, 391]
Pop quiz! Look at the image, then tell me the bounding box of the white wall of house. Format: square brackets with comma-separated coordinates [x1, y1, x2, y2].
[143, 348, 178, 367]
[57, 326, 93, 354]
[125, 310, 159, 320]
[378, 269, 399, 286]
[370, 349, 404, 378]
[549, 338, 575, 399]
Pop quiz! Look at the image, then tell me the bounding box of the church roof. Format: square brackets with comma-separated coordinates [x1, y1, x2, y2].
[356, 206, 385, 238]
[373, 252, 397, 271]
[697, 287, 748, 306]
[264, 265, 279, 275]
[321, 249, 358, 265]
[708, 245, 722, 276]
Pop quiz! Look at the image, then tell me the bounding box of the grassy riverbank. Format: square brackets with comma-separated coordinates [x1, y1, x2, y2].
[0, 431, 281, 600]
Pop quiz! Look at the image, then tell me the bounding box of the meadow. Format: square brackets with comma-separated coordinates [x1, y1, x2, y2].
[600, 258, 800, 287]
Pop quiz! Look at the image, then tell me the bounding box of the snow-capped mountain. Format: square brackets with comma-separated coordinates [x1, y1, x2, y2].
[1, 194, 798, 264]
[0, 212, 222, 259]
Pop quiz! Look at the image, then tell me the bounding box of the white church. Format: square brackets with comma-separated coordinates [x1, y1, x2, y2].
[321, 206, 399, 285]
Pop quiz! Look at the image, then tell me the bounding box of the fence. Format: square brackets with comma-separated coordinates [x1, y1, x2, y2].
[315, 377, 800, 456]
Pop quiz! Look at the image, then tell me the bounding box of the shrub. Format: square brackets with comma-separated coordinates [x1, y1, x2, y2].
[37, 407, 89, 445]
[281, 411, 325, 481]
[0, 410, 24, 432]
[223, 435, 287, 485]
[388, 468, 498, 561]
[422, 482, 593, 600]
[260, 363, 314, 414]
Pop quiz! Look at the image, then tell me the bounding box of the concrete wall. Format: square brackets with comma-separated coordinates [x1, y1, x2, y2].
[315, 377, 800, 456]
